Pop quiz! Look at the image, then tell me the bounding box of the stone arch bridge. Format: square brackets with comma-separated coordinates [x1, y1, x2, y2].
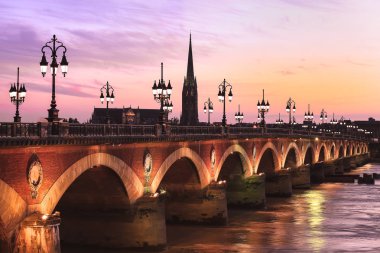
[0, 123, 370, 252]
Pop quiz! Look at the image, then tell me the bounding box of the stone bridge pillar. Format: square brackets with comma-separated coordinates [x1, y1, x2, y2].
[289, 165, 311, 189]
[165, 182, 228, 225]
[265, 171, 292, 197]
[310, 162, 325, 184]
[225, 174, 266, 208]
[15, 213, 61, 253]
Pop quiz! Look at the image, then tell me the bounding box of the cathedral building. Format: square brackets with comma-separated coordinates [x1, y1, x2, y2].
[180, 34, 199, 125]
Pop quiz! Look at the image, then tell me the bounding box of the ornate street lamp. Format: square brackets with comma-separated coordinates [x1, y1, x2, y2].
[303, 104, 314, 129]
[99, 81, 115, 124]
[152, 62, 173, 125]
[217, 79, 233, 127]
[330, 113, 338, 125]
[39, 35, 69, 123]
[257, 89, 269, 127]
[9, 67, 27, 122]
[275, 113, 284, 125]
[235, 104, 244, 125]
[203, 97, 214, 125]
[286, 97, 296, 126]
[320, 109, 328, 124]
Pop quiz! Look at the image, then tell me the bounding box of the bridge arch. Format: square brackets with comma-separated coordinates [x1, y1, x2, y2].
[346, 144, 351, 156]
[356, 146, 360, 154]
[0, 179, 28, 237]
[304, 143, 316, 165]
[317, 144, 327, 162]
[255, 142, 281, 175]
[151, 147, 210, 193]
[330, 143, 336, 160]
[338, 145, 344, 158]
[37, 153, 144, 214]
[215, 144, 252, 180]
[282, 142, 302, 168]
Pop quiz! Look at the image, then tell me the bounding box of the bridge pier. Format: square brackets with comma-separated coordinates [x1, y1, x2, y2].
[265, 171, 292, 197]
[225, 174, 266, 209]
[342, 157, 355, 171]
[310, 162, 325, 184]
[322, 161, 336, 176]
[335, 159, 344, 174]
[165, 183, 228, 225]
[15, 213, 61, 253]
[289, 165, 311, 189]
[59, 195, 166, 250]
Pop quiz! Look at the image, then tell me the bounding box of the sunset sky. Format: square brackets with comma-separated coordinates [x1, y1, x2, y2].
[1, 0, 379, 123]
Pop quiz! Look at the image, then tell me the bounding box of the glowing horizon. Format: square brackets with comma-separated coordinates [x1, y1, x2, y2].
[0, 0, 379, 123]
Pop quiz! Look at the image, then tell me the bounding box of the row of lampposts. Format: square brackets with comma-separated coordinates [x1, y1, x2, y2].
[4, 35, 367, 136]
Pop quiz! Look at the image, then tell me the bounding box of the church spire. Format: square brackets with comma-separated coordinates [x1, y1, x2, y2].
[186, 33, 194, 82]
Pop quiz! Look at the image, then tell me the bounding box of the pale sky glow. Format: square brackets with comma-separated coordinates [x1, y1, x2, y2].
[0, 0, 379, 123]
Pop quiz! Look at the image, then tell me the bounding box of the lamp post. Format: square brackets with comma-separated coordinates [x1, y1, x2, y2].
[257, 89, 269, 127]
[275, 113, 284, 125]
[235, 104, 244, 125]
[330, 113, 338, 125]
[39, 35, 69, 123]
[303, 104, 314, 128]
[9, 67, 27, 122]
[99, 81, 115, 124]
[217, 79, 233, 127]
[320, 109, 328, 124]
[203, 97, 214, 125]
[286, 98, 296, 126]
[152, 62, 173, 125]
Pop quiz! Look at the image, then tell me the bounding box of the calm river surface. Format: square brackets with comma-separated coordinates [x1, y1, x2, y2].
[64, 163, 380, 253]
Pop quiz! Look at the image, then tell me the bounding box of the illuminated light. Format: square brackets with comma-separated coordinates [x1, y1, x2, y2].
[41, 214, 49, 220]
[315, 137, 319, 141]
[152, 192, 159, 198]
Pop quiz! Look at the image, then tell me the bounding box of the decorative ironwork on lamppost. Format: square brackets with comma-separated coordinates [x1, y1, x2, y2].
[152, 62, 173, 125]
[99, 81, 115, 124]
[39, 35, 69, 123]
[9, 67, 27, 122]
[235, 104, 244, 125]
[217, 79, 233, 127]
[203, 97, 214, 125]
[275, 113, 284, 125]
[320, 109, 328, 124]
[285, 97, 296, 126]
[257, 89, 269, 127]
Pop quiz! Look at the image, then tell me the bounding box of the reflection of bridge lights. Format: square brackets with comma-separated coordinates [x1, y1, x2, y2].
[305, 190, 326, 251]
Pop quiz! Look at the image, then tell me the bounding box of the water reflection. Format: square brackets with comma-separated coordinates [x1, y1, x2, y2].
[305, 190, 325, 251]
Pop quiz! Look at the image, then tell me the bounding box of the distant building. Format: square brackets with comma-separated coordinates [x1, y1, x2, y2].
[180, 34, 199, 125]
[355, 117, 380, 139]
[91, 107, 160, 124]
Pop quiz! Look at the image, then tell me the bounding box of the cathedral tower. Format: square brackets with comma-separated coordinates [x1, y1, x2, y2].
[180, 34, 199, 125]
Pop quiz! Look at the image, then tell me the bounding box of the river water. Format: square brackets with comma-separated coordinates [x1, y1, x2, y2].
[64, 163, 380, 253]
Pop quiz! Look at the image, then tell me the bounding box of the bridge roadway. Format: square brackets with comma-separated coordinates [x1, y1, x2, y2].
[0, 123, 370, 252]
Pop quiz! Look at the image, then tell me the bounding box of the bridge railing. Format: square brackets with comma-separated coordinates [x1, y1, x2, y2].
[0, 122, 41, 137]
[169, 125, 223, 135]
[228, 126, 262, 135]
[67, 124, 155, 137]
[0, 122, 368, 143]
